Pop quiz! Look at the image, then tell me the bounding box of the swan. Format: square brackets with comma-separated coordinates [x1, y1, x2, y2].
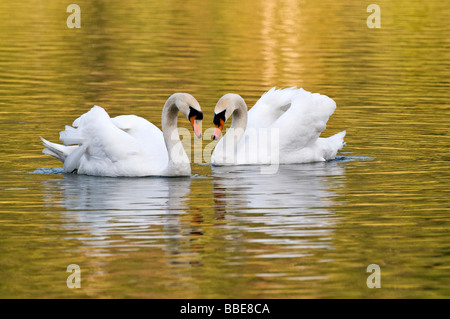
[211, 87, 346, 165]
[41, 93, 203, 177]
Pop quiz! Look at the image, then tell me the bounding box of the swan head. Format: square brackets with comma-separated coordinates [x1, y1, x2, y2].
[212, 93, 246, 140]
[172, 93, 203, 138]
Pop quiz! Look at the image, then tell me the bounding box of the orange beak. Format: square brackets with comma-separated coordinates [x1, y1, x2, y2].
[212, 119, 224, 140]
[190, 116, 202, 138]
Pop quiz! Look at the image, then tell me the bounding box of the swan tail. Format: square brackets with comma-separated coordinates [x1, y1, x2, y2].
[40, 137, 76, 163]
[320, 130, 346, 160]
[42, 114, 89, 168]
[329, 130, 346, 150]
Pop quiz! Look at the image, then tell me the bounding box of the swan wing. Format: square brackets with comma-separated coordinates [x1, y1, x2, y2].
[271, 89, 337, 151]
[111, 114, 168, 167]
[111, 114, 160, 136]
[61, 106, 167, 176]
[247, 87, 299, 129]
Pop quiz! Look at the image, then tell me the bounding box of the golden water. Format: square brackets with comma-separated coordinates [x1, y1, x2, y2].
[0, 0, 449, 298]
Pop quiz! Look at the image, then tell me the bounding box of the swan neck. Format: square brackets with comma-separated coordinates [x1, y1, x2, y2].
[230, 99, 248, 138]
[162, 97, 179, 148]
[212, 97, 248, 165]
[161, 97, 189, 169]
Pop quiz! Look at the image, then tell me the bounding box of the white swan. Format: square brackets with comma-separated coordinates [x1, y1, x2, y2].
[211, 87, 346, 165]
[41, 93, 203, 177]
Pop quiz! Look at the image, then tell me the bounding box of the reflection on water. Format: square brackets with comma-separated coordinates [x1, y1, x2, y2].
[33, 163, 345, 297]
[41, 163, 344, 262]
[43, 175, 192, 257]
[212, 163, 344, 258]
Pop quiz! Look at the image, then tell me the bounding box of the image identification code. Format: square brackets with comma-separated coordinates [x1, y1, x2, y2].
[180, 303, 270, 316]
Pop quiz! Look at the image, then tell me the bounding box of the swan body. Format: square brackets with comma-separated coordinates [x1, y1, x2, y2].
[211, 87, 346, 165]
[41, 93, 203, 177]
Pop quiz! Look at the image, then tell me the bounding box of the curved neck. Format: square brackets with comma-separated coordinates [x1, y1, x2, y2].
[215, 98, 248, 162]
[161, 96, 190, 171]
[230, 100, 248, 132]
[227, 98, 248, 144]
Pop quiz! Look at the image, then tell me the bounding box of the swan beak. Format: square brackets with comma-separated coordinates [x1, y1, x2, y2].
[190, 116, 202, 138]
[212, 119, 224, 140]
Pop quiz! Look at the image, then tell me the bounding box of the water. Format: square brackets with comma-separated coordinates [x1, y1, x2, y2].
[0, 0, 449, 298]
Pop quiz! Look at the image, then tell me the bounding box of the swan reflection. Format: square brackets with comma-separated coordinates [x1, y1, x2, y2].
[212, 161, 345, 258]
[43, 175, 192, 256]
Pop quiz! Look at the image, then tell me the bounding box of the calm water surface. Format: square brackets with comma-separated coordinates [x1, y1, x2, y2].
[0, 0, 449, 298]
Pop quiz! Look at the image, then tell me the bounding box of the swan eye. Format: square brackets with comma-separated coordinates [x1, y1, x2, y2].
[213, 110, 226, 126]
[188, 106, 203, 120]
